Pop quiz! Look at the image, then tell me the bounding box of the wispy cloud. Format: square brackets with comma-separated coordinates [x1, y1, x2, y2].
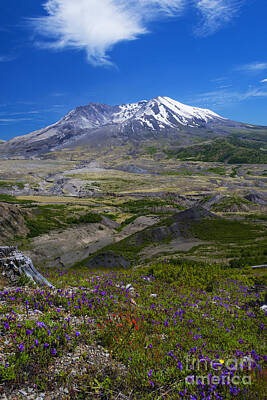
[0, 54, 17, 62]
[189, 86, 267, 108]
[194, 0, 243, 36]
[0, 111, 40, 117]
[0, 118, 34, 123]
[260, 78, 267, 83]
[0, 105, 66, 125]
[237, 62, 267, 73]
[51, 92, 66, 97]
[30, 0, 243, 66]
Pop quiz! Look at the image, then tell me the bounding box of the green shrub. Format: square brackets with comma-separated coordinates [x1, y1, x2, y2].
[0, 181, 24, 189]
[0, 194, 32, 204]
[117, 215, 139, 232]
[67, 212, 102, 224]
[206, 167, 226, 175]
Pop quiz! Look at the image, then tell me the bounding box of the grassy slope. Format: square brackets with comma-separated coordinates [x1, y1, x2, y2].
[0, 198, 103, 241]
[165, 137, 267, 164]
[78, 213, 266, 268]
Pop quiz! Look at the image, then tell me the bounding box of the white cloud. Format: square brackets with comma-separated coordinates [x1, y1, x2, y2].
[260, 78, 267, 83]
[194, 0, 243, 36]
[31, 0, 242, 65]
[31, 0, 185, 65]
[237, 62, 267, 73]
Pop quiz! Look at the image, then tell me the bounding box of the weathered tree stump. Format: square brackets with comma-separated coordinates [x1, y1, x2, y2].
[0, 246, 54, 288]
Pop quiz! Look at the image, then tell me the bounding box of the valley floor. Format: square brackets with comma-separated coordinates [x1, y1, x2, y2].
[0, 157, 266, 269]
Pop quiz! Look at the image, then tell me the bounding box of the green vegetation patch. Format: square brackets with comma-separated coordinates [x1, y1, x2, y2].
[230, 166, 239, 177]
[0, 194, 33, 205]
[245, 213, 267, 222]
[228, 243, 267, 267]
[211, 196, 254, 212]
[145, 145, 157, 155]
[119, 199, 183, 213]
[25, 204, 103, 238]
[25, 205, 68, 238]
[165, 137, 267, 164]
[146, 259, 252, 289]
[160, 169, 197, 176]
[206, 167, 227, 175]
[191, 218, 264, 242]
[66, 212, 102, 225]
[83, 236, 145, 265]
[116, 215, 140, 232]
[0, 180, 24, 189]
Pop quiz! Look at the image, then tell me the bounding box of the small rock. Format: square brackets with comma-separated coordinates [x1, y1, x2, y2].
[130, 298, 137, 306]
[19, 389, 28, 396]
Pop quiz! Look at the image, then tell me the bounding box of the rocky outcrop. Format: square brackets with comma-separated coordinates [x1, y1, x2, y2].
[85, 252, 130, 269]
[171, 205, 217, 223]
[132, 206, 218, 245]
[0, 247, 54, 288]
[245, 191, 267, 206]
[0, 203, 29, 242]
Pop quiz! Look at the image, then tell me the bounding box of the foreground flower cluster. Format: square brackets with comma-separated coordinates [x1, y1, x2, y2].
[0, 261, 266, 399]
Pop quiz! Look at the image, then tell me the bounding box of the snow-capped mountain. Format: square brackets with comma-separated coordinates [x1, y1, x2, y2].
[116, 96, 227, 129]
[1, 96, 249, 156]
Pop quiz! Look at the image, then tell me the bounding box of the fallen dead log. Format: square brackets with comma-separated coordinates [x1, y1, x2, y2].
[0, 246, 54, 288]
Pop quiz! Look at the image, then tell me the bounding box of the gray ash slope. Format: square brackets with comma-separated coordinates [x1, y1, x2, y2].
[1, 96, 264, 156]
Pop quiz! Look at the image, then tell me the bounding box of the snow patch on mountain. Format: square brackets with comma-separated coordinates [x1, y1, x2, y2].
[106, 96, 227, 131]
[132, 96, 226, 130]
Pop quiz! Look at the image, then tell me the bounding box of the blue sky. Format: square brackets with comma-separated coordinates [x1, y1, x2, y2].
[0, 0, 266, 140]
